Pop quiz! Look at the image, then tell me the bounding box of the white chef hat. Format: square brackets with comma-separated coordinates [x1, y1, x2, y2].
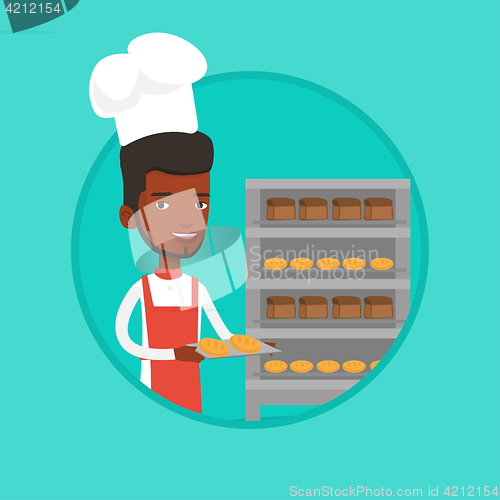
[89, 33, 207, 146]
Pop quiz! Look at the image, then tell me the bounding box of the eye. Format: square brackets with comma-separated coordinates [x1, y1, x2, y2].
[156, 201, 169, 210]
[195, 201, 208, 210]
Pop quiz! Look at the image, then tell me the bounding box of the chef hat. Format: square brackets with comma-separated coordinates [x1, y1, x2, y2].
[89, 33, 207, 146]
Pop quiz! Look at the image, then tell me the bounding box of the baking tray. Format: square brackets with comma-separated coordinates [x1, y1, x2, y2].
[187, 340, 281, 359]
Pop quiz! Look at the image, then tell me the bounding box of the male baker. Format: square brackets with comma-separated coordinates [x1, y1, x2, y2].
[89, 33, 270, 413]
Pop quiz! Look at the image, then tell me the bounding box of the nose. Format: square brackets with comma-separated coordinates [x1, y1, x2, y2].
[179, 223, 194, 229]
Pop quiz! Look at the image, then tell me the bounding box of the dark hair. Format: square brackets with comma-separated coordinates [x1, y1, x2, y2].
[119, 131, 214, 211]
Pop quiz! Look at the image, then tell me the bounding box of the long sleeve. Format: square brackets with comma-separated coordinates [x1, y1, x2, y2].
[199, 284, 234, 340]
[115, 283, 175, 360]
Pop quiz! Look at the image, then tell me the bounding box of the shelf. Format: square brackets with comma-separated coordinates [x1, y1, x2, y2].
[246, 179, 411, 190]
[259, 266, 407, 279]
[246, 328, 401, 339]
[247, 228, 410, 239]
[246, 278, 410, 290]
[246, 379, 358, 391]
[253, 220, 407, 228]
[254, 371, 368, 381]
[255, 270, 408, 279]
[255, 268, 407, 279]
[253, 319, 405, 328]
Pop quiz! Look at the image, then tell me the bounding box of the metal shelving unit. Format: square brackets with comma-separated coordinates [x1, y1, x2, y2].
[245, 179, 410, 421]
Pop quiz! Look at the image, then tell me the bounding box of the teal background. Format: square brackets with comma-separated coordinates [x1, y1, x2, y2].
[1, 1, 499, 498]
[73, 73, 426, 424]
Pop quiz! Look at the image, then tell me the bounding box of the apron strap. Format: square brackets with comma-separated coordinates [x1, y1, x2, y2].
[140, 275, 154, 360]
[141, 275, 154, 309]
[191, 277, 199, 308]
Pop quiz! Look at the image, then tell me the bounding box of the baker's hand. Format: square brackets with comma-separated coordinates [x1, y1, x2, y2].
[174, 345, 205, 363]
[263, 341, 277, 356]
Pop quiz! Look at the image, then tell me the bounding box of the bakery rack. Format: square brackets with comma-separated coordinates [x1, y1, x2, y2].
[245, 179, 410, 421]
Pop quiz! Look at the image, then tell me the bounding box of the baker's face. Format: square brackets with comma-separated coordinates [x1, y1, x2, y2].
[124, 171, 210, 259]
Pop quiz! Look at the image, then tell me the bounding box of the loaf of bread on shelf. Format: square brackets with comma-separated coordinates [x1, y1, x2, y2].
[298, 296, 328, 319]
[364, 296, 393, 318]
[298, 198, 328, 220]
[332, 198, 361, 220]
[266, 198, 296, 220]
[364, 198, 393, 220]
[266, 296, 296, 319]
[332, 296, 362, 319]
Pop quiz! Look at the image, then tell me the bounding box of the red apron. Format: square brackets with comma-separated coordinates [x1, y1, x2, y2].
[142, 274, 202, 413]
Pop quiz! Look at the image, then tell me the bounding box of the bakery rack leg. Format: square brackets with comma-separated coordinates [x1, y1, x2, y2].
[245, 392, 261, 421]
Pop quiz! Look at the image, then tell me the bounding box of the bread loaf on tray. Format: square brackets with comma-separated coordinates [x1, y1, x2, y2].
[332, 296, 362, 319]
[364, 296, 393, 318]
[364, 198, 393, 220]
[298, 296, 328, 319]
[266, 296, 296, 319]
[332, 198, 361, 220]
[298, 198, 328, 220]
[266, 198, 296, 220]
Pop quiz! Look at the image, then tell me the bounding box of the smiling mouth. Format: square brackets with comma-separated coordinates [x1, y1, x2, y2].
[171, 232, 198, 240]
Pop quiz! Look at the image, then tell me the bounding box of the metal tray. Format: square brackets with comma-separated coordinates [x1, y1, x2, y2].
[187, 340, 281, 359]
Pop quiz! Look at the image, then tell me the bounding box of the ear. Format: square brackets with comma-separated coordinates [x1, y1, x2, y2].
[119, 205, 136, 229]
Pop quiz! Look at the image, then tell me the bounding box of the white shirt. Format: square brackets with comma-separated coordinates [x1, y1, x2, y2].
[115, 272, 233, 388]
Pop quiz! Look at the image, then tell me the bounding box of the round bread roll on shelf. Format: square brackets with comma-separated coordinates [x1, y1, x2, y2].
[290, 258, 313, 270]
[264, 257, 288, 270]
[317, 360, 340, 373]
[290, 360, 314, 373]
[342, 258, 366, 270]
[264, 360, 288, 373]
[370, 258, 394, 271]
[370, 360, 380, 370]
[198, 338, 230, 357]
[342, 360, 366, 373]
[230, 335, 261, 354]
[316, 258, 340, 270]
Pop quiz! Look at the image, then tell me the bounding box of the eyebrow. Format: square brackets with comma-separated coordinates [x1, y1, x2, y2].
[194, 193, 210, 197]
[151, 192, 173, 197]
